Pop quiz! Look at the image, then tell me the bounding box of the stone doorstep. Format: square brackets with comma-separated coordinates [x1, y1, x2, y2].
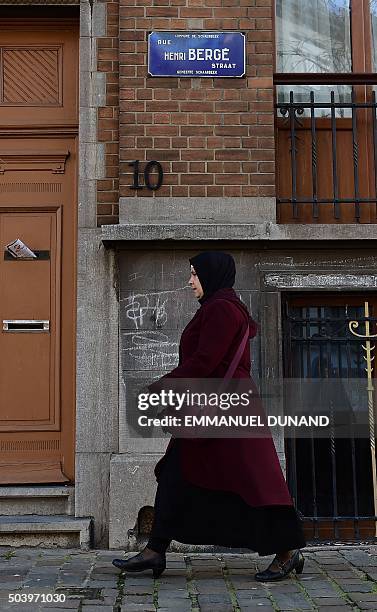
[0, 486, 75, 516]
[0, 515, 92, 550]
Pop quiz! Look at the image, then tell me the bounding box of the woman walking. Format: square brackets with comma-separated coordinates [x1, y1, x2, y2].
[113, 251, 306, 581]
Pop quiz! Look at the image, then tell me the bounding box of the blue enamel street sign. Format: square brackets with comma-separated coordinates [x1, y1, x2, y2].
[148, 31, 246, 78]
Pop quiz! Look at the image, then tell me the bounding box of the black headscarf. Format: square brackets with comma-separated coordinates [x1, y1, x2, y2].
[189, 251, 236, 304]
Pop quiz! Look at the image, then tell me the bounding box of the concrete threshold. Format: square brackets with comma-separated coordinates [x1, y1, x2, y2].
[0, 515, 92, 549]
[0, 485, 75, 516]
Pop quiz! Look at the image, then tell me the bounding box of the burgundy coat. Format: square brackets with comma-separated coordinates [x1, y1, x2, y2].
[152, 287, 293, 508]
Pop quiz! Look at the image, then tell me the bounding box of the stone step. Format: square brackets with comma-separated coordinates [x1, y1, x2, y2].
[0, 515, 92, 549]
[0, 485, 74, 516]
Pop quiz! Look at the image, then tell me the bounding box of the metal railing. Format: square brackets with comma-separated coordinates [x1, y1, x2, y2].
[283, 300, 377, 542]
[276, 88, 377, 221]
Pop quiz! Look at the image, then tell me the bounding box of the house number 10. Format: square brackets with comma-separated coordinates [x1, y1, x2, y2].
[128, 160, 164, 191]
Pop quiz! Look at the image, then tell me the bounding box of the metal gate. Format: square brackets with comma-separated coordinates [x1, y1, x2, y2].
[283, 293, 377, 542]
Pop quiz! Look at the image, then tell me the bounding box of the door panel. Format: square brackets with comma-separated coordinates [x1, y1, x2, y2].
[0, 212, 60, 430]
[0, 23, 77, 125]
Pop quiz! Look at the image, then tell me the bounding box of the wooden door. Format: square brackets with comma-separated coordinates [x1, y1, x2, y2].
[0, 17, 78, 483]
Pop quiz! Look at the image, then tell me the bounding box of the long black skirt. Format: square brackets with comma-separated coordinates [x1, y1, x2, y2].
[149, 439, 306, 556]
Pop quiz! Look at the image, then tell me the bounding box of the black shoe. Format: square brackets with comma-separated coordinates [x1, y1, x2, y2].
[254, 549, 304, 582]
[112, 549, 166, 578]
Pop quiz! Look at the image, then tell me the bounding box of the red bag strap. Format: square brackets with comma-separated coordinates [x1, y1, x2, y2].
[205, 298, 252, 380]
[224, 324, 250, 380]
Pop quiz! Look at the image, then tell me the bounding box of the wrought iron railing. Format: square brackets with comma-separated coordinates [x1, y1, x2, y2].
[282, 298, 377, 542]
[275, 87, 377, 221]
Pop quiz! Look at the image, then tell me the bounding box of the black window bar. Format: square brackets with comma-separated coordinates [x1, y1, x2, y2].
[283, 300, 377, 542]
[276, 89, 377, 221]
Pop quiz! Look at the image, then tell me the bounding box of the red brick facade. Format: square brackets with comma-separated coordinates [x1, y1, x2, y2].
[97, 0, 120, 226]
[97, 0, 275, 222]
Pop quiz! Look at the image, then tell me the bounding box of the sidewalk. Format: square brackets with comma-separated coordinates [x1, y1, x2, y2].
[0, 546, 377, 611]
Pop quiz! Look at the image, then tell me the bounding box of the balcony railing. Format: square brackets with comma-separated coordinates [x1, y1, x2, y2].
[275, 80, 377, 224]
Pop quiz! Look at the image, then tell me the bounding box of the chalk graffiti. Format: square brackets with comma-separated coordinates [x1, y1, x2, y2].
[121, 286, 189, 330]
[121, 330, 179, 369]
[128, 272, 143, 282]
[120, 286, 191, 368]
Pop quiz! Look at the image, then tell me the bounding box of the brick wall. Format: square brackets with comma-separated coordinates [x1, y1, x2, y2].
[118, 0, 274, 202]
[97, 0, 120, 225]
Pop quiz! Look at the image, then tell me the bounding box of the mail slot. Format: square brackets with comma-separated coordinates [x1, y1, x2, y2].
[2, 320, 50, 332]
[4, 250, 50, 261]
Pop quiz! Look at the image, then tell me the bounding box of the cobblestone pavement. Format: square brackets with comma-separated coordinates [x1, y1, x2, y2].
[0, 546, 377, 611]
